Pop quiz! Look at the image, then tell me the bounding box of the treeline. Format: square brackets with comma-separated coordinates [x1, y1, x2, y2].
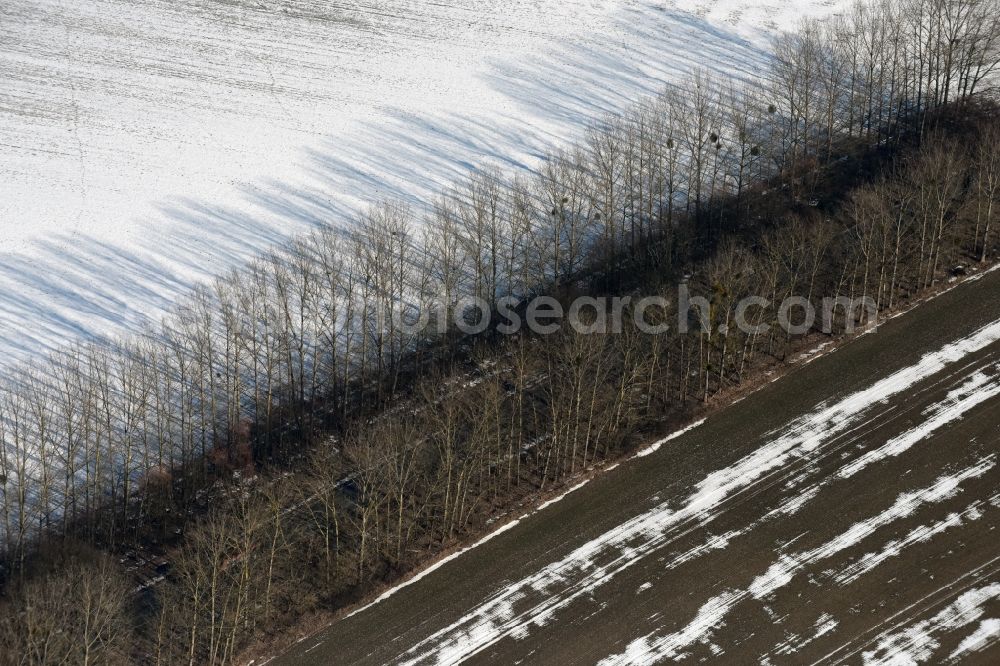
[1, 0, 999, 663]
[11, 107, 990, 666]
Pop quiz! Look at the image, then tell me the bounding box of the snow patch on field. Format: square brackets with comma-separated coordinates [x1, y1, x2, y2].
[948, 618, 1000, 661]
[632, 418, 706, 458]
[535, 478, 593, 513]
[773, 485, 821, 517]
[838, 366, 1000, 480]
[834, 494, 1000, 587]
[862, 584, 1000, 665]
[773, 612, 838, 656]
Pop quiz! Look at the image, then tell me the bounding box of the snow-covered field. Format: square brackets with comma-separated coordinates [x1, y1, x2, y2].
[0, 0, 841, 369]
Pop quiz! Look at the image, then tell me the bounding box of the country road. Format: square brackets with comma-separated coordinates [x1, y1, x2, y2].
[272, 268, 1000, 665]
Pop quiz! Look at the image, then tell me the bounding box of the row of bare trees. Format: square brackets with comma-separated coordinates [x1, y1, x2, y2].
[771, 0, 1000, 166]
[152, 114, 999, 663]
[849, 122, 1000, 312]
[2, 107, 990, 664]
[3, 0, 999, 578]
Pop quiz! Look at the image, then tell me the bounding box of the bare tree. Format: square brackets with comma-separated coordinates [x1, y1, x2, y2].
[973, 120, 1000, 261]
[0, 552, 133, 666]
